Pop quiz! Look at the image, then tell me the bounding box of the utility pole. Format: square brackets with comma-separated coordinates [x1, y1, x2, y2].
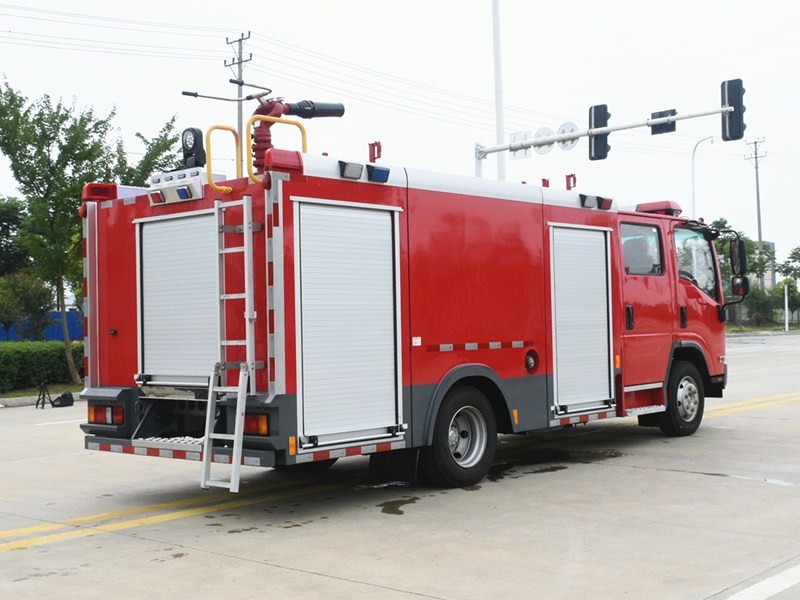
[491, 0, 506, 181]
[225, 32, 252, 175]
[745, 138, 767, 288]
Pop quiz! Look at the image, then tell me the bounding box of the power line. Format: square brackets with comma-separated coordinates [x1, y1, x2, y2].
[0, 3, 233, 34]
[0, 30, 228, 56]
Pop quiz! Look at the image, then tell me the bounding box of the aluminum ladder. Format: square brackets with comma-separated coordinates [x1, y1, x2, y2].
[200, 195, 258, 493]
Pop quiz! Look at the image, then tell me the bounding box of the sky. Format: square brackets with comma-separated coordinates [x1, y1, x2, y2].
[1, 0, 798, 263]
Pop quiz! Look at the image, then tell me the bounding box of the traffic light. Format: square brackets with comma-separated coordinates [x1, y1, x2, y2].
[589, 104, 610, 160]
[721, 79, 746, 141]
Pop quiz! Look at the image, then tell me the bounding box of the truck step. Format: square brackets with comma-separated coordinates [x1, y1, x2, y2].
[132, 436, 204, 451]
[625, 405, 667, 417]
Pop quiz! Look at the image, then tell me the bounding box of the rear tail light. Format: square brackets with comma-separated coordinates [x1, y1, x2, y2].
[88, 405, 124, 425]
[244, 414, 269, 435]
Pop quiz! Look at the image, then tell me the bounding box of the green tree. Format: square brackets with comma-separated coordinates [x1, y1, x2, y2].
[710, 218, 737, 284]
[0, 275, 23, 339]
[0, 196, 29, 275]
[709, 218, 774, 290]
[112, 116, 181, 186]
[771, 280, 800, 324]
[778, 247, 800, 326]
[742, 287, 775, 327]
[0, 80, 179, 383]
[0, 271, 53, 340]
[779, 247, 800, 281]
[15, 273, 55, 340]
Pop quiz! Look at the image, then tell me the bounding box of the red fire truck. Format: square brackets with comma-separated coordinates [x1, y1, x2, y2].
[80, 98, 749, 492]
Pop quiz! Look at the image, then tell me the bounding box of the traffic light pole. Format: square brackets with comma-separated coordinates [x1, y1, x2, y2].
[474, 105, 733, 173]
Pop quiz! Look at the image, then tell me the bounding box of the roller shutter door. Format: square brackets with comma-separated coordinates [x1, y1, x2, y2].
[551, 226, 613, 412]
[297, 202, 399, 445]
[140, 214, 218, 385]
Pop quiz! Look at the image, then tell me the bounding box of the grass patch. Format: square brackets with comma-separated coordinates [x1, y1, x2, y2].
[727, 324, 800, 333]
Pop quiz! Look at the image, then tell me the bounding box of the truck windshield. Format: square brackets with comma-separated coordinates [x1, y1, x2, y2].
[674, 227, 718, 299]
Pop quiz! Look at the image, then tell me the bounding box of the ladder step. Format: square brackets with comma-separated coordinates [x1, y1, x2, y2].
[212, 386, 240, 393]
[220, 246, 245, 254]
[218, 199, 246, 208]
[221, 293, 246, 300]
[210, 433, 236, 441]
[221, 340, 246, 346]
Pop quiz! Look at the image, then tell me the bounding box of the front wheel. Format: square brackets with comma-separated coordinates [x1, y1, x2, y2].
[421, 386, 497, 487]
[659, 361, 704, 437]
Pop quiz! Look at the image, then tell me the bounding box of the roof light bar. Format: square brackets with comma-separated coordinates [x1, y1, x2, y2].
[580, 194, 613, 210]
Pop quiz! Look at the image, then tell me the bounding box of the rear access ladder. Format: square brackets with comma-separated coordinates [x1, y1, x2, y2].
[201, 195, 258, 493]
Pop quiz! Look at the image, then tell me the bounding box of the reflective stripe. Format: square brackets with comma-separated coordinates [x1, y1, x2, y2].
[550, 410, 615, 427]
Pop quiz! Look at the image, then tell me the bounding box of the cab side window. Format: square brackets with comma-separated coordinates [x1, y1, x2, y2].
[621, 223, 663, 276]
[674, 227, 719, 299]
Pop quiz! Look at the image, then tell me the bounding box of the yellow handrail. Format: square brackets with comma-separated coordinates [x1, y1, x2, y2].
[204, 125, 242, 195]
[246, 115, 308, 185]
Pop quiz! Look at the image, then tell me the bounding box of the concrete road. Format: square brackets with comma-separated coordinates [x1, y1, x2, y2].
[1, 333, 798, 599]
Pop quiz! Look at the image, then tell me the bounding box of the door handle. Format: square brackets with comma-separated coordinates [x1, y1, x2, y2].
[626, 305, 634, 330]
[680, 305, 688, 328]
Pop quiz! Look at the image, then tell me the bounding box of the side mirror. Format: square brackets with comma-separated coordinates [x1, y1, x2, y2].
[731, 275, 750, 297]
[730, 239, 748, 276]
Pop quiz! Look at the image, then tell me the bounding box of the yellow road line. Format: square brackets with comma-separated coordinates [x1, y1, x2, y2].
[706, 392, 800, 413]
[0, 478, 311, 540]
[706, 395, 800, 418]
[0, 483, 339, 553]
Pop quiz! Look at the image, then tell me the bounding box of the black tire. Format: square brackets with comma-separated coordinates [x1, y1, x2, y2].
[659, 361, 704, 437]
[420, 385, 497, 487]
[274, 458, 338, 472]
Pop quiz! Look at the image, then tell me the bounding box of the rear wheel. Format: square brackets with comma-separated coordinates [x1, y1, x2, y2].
[421, 385, 497, 487]
[660, 361, 704, 436]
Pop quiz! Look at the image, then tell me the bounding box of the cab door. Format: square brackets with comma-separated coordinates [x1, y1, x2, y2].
[672, 225, 726, 375]
[620, 222, 674, 390]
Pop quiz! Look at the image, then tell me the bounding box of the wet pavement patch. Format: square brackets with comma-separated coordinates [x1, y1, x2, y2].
[377, 496, 419, 515]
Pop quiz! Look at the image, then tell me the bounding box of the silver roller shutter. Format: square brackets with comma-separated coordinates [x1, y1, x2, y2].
[297, 201, 399, 444]
[551, 226, 613, 411]
[140, 214, 219, 385]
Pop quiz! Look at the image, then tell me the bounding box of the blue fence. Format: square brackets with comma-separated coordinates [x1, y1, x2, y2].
[0, 310, 84, 342]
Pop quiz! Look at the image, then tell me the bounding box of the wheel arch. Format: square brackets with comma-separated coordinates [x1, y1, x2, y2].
[422, 364, 513, 447]
[669, 341, 721, 398]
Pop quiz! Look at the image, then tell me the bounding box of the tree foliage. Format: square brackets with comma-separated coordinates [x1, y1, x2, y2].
[0, 80, 179, 382]
[0, 275, 22, 338]
[710, 217, 775, 288]
[772, 279, 800, 315]
[779, 247, 800, 281]
[112, 116, 181, 187]
[0, 196, 29, 275]
[0, 271, 53, 340]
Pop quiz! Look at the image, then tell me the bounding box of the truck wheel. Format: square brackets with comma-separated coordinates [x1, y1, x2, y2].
[659, 361, 704, 437]
[421, 386, 497, 487]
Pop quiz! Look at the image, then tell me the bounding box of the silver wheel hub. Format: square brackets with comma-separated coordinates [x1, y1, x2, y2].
[447, 406, 488, 468]
[676, 376, 700, 422]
